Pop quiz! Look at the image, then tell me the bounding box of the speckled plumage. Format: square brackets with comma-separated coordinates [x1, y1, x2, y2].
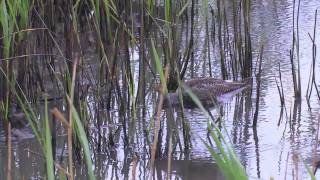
[164, 77, 251, 108]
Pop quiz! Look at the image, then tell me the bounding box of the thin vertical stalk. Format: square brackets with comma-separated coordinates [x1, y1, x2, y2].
[243, 0, 252, 78]
[180, 0, 194, 80]
[306, 10, 319, 101]
[67, 58, 78, 180]
[296, 0, 301, 98]
[149, 39, 169, 178]
[291, 0, 301, 99]
[204, 0, 212, 77]
[253, 46, 263, 127]
[166, 135, 173, 179]
[136, 0, 146, 107]
[149, 70, 167, 179]
[217, 0, 227, 79]
[232, 0, 240, 79]
[6, 123, 11, 180]
[44, 99, 54, 180]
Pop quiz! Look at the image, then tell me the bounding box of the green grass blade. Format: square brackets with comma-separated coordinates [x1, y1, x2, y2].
[177, 0, 190, 17]
[71, 105, 96, 180]
[44, 98, 54, 180]
[301, 155, 316, 180]
[151, 39, 167, 94]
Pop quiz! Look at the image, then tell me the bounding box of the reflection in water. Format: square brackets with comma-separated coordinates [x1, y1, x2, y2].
[253, 127, 261, 178]
[155, 160, 224, 180]
[0, 138, 46, 179]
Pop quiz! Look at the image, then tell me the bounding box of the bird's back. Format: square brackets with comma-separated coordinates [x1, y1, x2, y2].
[163, 77, 251, 108]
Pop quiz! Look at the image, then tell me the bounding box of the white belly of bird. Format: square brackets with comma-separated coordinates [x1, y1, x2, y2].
[216, 86, 247, 103]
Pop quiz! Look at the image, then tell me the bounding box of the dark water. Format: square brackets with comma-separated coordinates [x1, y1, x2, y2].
[1, 0, 320, 179]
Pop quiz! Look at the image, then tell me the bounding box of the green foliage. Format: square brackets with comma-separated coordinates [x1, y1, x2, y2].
[151, 39, 167, 94]
[204, 123, 248, 180]
[0, 0, 29, 56]
[71, 104, 96, 180]
[147, 0, 155, 15]
[0, 70, 56, 179]
[183, 86, 248, 180]
[301, 156, 316, 180]
[44, 98, 55, 180]
[165, 0, 171, 24]
[0, 0, 14, 57]
[0, 70, 43, 146]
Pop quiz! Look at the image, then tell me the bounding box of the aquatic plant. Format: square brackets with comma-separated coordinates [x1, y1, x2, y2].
[183, 85, 248, 180]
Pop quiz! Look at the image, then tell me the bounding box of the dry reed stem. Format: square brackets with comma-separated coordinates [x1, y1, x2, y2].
[149, 66, 169, 179]
[131, 153, 139, 180]
[51, 108, 70, 128]
[0, 28, 48, 41]
[67, 57, 78, 180]
[55, 163, 71, 178]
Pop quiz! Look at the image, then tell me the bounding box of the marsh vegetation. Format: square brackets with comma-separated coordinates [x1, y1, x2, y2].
[0, 0, 320, 179]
